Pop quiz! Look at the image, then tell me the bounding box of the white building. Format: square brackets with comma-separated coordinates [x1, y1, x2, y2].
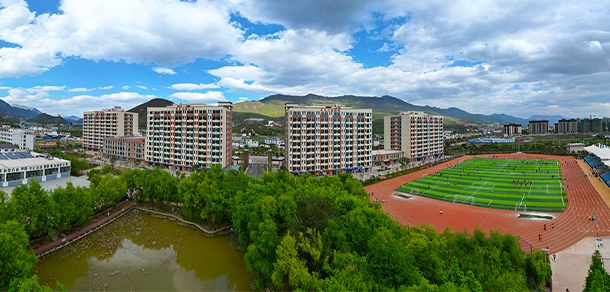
[83, 106, 138, 151]
[244, 139, 259, 148]
[285, 103, 372, 174]
[384, 111, 444, 161]
[264, 137, 284, 147]
[144, 102, 233, 170]
[0, 151, 71, 188]
[0, 127, 34, 150]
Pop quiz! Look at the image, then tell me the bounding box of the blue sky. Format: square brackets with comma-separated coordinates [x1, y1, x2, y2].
[1, 0, 609, 118]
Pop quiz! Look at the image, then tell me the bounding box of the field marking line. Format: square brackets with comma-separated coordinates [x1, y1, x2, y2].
[471, 159, 509, 196]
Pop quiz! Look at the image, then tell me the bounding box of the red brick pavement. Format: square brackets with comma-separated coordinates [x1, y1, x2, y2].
[365, 154, 610, 253]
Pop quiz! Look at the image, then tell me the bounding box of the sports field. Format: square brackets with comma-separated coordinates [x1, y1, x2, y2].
[396, 158, 568, 212]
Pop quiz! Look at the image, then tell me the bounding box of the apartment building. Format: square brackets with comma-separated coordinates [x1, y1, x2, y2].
[103, 136, 145, 160]
[556, 119, 577, 133]
[503, 123, 522, 136]
[384, 111, 443, 161]
[284, 103, 372, 174]
[144, 102, 233, 170]
[0, 127, 34, 150]
[528, 120, 549, 134]
[83, 106, 138, 151]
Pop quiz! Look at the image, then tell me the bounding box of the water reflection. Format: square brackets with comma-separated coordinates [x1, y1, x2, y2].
[37, 212, 254, 291]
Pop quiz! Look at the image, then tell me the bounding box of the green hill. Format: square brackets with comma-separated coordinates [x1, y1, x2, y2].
[28, 113, 69, 125]
[234, 94, 459, 124]
[128, 98, 174, 131]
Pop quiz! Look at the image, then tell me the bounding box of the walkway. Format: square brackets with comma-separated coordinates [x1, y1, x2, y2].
[135, 207, 232, 235]
[365, 154, 610, 254]
[34, 202, 135, 257]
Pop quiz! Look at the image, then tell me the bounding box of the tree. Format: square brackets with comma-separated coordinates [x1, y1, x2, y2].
[0, 220, 37, 290]
[525, 250, 552, 290]
[9, 182, 58, 239]
[271, 233, 312, 290]
[584, 250, 610, 292]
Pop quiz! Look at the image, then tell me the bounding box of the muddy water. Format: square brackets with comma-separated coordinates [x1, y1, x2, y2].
[36, 212, 255, 291]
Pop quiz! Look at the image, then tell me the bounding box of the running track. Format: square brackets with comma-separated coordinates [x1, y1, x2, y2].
[365, 154, 610, 253]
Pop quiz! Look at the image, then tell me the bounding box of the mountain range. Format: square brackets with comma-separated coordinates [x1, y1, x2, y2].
[28, 113, 69, 125]
[0, 99, 41, 119]
[233, 94, 569, 125]
[0, 94, 571, 127]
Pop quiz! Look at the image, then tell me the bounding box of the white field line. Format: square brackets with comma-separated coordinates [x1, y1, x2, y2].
[471, 159, 509, 196]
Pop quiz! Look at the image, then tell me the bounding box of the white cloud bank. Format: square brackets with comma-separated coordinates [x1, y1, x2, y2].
[2, 0, 610, 117]
[170, 91, 227, 104]
[170, 83, 219, 91]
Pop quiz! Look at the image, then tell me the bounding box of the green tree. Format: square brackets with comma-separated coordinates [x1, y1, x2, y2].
[584, 250, 610, 292]
[525, 250, 552, 290]
[0, 220, 37, 290]
[9, 182, 58, 239]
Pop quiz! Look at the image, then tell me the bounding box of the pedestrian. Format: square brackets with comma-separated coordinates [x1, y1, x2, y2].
[538, 234, 541, 241]
[553, 253, 556, 261]
[552, 223, 555, 230]
[544, 224, 546, 231]
[107, 212, 109, 217]
[601, 239, 604, 247]
[440, 209, 443, 215]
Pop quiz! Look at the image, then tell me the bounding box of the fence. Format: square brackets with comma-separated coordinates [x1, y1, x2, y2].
[517, 236, 538, 254]
[34, 202, 136, 257]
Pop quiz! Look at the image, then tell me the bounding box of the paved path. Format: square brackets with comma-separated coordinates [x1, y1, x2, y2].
[365, 154, 610, 254]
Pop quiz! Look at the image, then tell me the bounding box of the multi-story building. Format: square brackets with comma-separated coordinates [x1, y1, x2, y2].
[384, 111, 443, 161]
[577, 118, 591, 133]
[144, 102, 233, 170]
[528, 120, 549, 134]
[0, 127, 34, 150]
[0, 150, 71, 188]
[284, 103, 372, 174]
[83, 106, 138, 151]
[103, 136, 145, 160]
[556, 119, 577, 133]
[372, 149, 404, 166]
[503, 123, 522, 136]
[591, 118, 605, 133]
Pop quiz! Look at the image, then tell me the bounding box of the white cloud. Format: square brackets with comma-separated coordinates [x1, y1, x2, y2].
[153, 67, 176, 75]
[0, 0, 243, 77]
[0, 47, 62, 78]
[0, 0, 34, 31]
[68, 85, 114, 92]
[238, 97, 248, 100]
[68, 87, 89, 92]
[170, 91, 227, 103]
[39, 92, 156, 114]
[169, 83, 219, 91]
[2, 0, 610, 117]
[122, 86, 131, 90]
[137, 86, 147, 90]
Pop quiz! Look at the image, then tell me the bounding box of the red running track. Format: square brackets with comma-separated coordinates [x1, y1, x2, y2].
[365, 154, 610, 253]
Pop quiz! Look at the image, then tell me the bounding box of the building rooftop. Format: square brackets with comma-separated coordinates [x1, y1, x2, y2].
[0, 143, 17, 150]
[0, 154, 69, 169]
[224, 165, 241, 172]
[372, 149, 403, 155]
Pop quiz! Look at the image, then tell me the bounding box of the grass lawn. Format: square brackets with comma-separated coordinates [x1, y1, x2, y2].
[396, 158, 567, 212]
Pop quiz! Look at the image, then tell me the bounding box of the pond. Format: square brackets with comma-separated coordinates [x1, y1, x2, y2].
[36, 211, 255, 291]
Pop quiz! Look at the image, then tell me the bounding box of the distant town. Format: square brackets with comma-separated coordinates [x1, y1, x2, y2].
[0, 99, 607, 188]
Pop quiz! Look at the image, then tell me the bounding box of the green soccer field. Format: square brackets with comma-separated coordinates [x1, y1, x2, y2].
[396, 158, 567, 212]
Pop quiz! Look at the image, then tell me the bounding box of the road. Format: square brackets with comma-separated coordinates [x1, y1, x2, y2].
[246, 163, 267, 178]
